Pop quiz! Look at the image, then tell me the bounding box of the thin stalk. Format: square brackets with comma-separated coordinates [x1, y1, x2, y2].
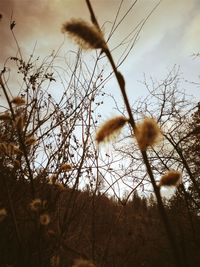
[85, 1, 183, 266]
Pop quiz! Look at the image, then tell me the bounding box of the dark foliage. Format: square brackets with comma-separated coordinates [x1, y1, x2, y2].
[0, 167, 200, 267]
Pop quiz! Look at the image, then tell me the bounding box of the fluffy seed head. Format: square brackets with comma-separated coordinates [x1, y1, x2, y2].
[0, 143, 22, 157]
[13, 159, 21, 169]
[14, 115, 25, 132]
[48, 175, 58, 185]
[60, 163, 72, 172]
[25, 135, 37, 146]
[11, 96, 26, 106]
[40, 213, 50, 225]
[159, 170, 182, 187]
[0, 112, 11, 121]
[0, 208, 7, 222]
[71, 259, 96, 267]
[12, 145, 23, 155]
[96, 116, 128, 143]
[30, 198, 42, 211]
[50, 255, 60, 267]
[135, 118, 162, 151]
[61, 19, 106, 50]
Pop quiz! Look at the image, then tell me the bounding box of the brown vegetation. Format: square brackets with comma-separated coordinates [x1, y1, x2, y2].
[0, 1, 200, 266]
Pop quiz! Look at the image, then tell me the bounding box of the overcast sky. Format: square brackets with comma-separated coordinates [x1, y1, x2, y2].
[1, 0, 200, 102]
[0, 0, 199, 197]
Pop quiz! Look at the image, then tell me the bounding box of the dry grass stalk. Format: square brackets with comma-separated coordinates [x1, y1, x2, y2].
[96, 116, 128, 143]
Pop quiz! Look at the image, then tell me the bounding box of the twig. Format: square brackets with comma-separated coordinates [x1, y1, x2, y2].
[85, 1, 183, 266]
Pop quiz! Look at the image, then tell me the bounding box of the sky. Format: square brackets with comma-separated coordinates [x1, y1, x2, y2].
[0, 0, 199, 197]
[0, 0, 200, 100]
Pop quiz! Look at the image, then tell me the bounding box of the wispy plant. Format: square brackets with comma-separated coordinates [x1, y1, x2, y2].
[61, 1, 184, 265]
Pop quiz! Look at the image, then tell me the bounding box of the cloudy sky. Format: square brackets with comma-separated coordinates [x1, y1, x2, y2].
[0, 0, 199, 197]
[0, 0, 200, 101]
